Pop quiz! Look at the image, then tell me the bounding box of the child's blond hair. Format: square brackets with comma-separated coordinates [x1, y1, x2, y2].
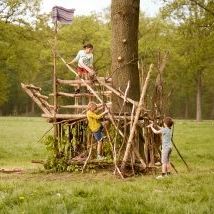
[87, 102, 97, 111]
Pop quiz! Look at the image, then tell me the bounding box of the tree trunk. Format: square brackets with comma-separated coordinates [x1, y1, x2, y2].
[196, 70, 202, 122]
[31, 100, 35, 115]
[13, 105, 18, 116]
[211, 99, 214, 120]
[25, 104, 29, 115]
[185, 97, 189, 119]
[111, 0, 140, 113]
[152, 52, 168, 116]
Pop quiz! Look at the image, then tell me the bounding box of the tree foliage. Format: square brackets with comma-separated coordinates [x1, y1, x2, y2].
[0, 0, 213, 119]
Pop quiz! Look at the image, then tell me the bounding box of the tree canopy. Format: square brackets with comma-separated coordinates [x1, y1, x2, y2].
[0, 0, 213, 119]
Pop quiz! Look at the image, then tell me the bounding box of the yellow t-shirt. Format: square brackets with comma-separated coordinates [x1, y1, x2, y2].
[86, 110, 104, 132]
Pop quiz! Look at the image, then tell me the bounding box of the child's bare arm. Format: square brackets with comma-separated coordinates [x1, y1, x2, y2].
[151, 126, 162, 134]
[67, 58, 76, 65]
[147, 123, 162, 134]
[88, 110, 108, 120]
[157, 125, 162, 129]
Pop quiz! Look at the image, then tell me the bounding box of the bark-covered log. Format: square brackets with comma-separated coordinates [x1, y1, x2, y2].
[111, 0, 140, 113]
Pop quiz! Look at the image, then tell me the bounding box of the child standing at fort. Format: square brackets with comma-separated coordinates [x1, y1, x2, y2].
[67, 43, 95, 93]
[87, 102, 108, 159]
[147, 117, 174, 179]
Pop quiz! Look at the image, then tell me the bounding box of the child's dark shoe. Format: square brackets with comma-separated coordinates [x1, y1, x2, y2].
[75, 89, 80, 94]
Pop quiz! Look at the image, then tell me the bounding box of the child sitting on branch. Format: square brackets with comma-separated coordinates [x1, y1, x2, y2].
[87, 102, 108, 160]
[147, 117, 174, 179]
[67, 43, 96, 93]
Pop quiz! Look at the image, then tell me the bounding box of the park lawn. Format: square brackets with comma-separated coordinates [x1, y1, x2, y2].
[0, 117, 214, 213]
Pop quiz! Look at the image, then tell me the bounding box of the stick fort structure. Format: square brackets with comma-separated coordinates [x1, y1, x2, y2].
[21, 6, 187, 177]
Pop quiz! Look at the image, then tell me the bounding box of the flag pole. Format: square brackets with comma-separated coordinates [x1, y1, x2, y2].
[53, 20, 58, 139]
[51, 6, 74, 140]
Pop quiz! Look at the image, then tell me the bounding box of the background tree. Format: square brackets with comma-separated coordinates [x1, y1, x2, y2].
[161, 0, 214, 120]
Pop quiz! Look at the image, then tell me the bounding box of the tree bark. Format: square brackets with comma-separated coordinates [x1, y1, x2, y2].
[184, 97, 189, 119]
[196, 70, 202, 121]
[111, 0, 140, 113]
[31, 100, 35, 115]
[211, 99, 214, 120]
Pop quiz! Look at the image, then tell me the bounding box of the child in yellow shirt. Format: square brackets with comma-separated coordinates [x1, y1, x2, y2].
[86, 102, 108, 159]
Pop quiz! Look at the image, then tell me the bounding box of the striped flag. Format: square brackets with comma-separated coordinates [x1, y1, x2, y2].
[52, 6, 75, 24]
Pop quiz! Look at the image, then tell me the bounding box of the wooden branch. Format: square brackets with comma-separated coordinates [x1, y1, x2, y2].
[34, 92, 49, 100]
[82, 137, 93, 173]
[158, 52, 168, 75]
[60, 102, 112, 109]
[97, 79, 138, 107]
[42, 113, 86, 119]
[51, 92, 95, 98]
[189, 0, 214, 16]
[39, 99, 54, 114]
[50, 91, 112, 98]
[42, 113, 147, 121]
[104, 126, 124, 179]
[130, 104, 135, 130]
[25, 84, 41, 91]
[40, 100, 54, 109]
[121, 64, 153, 170]
[31, 160, 45, 164]
[111, 81, 130, 160]
[21, 83, 52, 116]
[60, 57, 104, 103]
[60, 56, 124, 138]
[0, 168, 23, 173]
[57, 78, 112, 86]
[117, 113, 128, 160]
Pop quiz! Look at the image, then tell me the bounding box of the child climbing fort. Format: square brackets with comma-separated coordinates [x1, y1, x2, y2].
[86, 102, 108, 160]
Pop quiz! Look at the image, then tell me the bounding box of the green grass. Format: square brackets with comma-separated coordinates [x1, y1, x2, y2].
[0, 117, 50, 168]
[0, 117, 214, 213]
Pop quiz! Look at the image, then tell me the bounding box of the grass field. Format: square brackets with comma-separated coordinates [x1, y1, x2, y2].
[0, 117, 213, 213]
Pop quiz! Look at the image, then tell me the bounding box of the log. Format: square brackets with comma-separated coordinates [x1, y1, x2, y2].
[0, 168, 23, 173]
[60, 102, 112, 109]
[51, 92, 95, 98]
[57, 78, 112, 86]
[42, 113, 147, 121]
[111, 81, 130, 162]
[34, 92, 49, 100]
[31, 160, 45, 164]
[40, 99, 54, 110]
[121, 64, 153, 170]
[49, 91, 112, 98]
[42, 113, 86, 119]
